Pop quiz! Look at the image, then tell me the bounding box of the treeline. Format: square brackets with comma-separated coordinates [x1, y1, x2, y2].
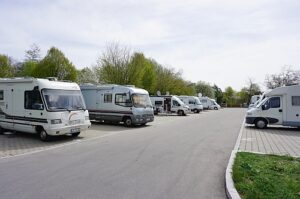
[1, 43, 299, 107]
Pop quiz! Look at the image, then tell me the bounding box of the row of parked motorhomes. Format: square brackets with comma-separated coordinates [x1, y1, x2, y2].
[246, 84, 300, 129]
[0, 78, 220, 141]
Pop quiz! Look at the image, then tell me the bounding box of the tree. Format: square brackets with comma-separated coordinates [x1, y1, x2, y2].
[25, 43, 41, 61]
[127, 52, 148, 86]
[95, 43, 131, 84]
[19, 60, 38, 77]
[212, 84, 223, 104]
[0, 54, 14, 77]
[245, 78, 261, 104]
[77, 67, 98, 84]
[223, 87, 236, 107]
[195, 81, 214, 98]
[140, 61, 157, 94]
[33, 47, 77, 81]
[265, 66, 300, 89]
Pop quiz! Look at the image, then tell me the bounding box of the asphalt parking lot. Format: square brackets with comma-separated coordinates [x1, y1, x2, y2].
[0, 115, 183, 158]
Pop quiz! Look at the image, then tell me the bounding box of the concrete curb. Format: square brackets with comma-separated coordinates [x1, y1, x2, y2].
[225, 120, 245, 199]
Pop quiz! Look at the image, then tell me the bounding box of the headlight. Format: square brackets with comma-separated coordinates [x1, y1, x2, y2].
[85, 116, 89, 120]
[247, 112, 252, 116]
[51, 119, 62, 124]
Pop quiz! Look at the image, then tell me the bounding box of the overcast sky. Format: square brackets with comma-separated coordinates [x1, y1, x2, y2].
[1, 0, 300, 90]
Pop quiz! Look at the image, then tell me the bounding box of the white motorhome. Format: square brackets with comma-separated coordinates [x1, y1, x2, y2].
[246, 85, 300, 128]
[150, 95, 189, 116]
[0, 78, 91, 141]
[210, 99, 221, 110]
[177, 96, 203, 113]
[248, 95, 262, 108]
[80, 84, 154, 126]
[198, 97, 220, 110]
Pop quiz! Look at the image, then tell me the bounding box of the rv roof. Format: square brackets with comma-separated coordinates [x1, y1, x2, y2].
[0, 77, 35, 83]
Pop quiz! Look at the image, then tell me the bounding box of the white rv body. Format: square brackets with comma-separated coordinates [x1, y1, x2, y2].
[209, 99, 221, 110]
[246, 85, 300, 128]
[150, 95, 189, 116]
[177, 96, 203, 113]
[0, 78, 91, 141]
[80, 84, 154, 126]
[198, 97, 220, 110]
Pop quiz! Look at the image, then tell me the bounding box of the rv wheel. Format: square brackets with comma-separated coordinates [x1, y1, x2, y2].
[255, 119, 267, 129]
[214, 107, 218, 110]
[178, 110, 184, 116]
[39, 130, 49, 141]
[124, 117, 132, 127]
[72, 132, 80, 137]
[0, 126, 3, 134]
[194, 109, 198, 113]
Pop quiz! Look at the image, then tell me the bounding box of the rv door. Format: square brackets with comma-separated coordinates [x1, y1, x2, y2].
[4, 87, 14, 129]
[261, 96, 283, 125]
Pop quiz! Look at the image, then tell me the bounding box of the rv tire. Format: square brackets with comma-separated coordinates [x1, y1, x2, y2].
[214, 107, 218, 110]
[194, 109, 199, 113]
[255, 118, 267, 129]
[124, 117, 132, 127]
[39, 130, 50, 142]
[178, 110, 184, 116]
[72, 132, 80, 137]
[0, 126, 3, 134]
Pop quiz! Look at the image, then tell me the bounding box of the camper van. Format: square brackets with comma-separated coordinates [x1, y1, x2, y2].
[178, 96, 203, 113]
[150, 96, 189, 116]
[210, 99, 221, 110]
[248, 95, 262, 108]
[198, 97, 220, 110]
[80, 84, 154, 127]
[0, 78, 91, 141]
[246, 85, 300, 128]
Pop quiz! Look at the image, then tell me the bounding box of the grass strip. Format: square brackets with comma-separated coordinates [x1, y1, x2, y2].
[233, 152, 300, 199]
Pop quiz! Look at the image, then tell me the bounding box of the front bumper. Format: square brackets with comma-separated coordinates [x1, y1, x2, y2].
[45, 121, 91, 136]
[132, 114, 154, 124]
[245, 117, 256, 124]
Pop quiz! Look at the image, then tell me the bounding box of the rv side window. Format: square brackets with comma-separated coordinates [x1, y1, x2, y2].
[155, 101, 163, 105]
[0, 90, 3, 101]
[104, 94, 112, 103]
[115, 93, 132, 107]
[292, 96, 300, 106]
[270, 97, 280, 108]
[173, 100, 180, 106]
[25, 90, 44, 110]
[188, 100, 195, 104]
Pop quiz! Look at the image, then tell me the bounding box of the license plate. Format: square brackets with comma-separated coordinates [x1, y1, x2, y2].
[71, 128, 80, 133]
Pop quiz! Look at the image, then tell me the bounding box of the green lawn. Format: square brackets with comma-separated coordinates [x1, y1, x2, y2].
[232, 152, 300, 199]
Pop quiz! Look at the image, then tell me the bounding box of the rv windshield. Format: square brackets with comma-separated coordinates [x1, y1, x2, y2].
[256, 97, 268, 108]
[173, 96, 185, 106]
[132, 94, 152, 108]
[42, 89, 86, 111]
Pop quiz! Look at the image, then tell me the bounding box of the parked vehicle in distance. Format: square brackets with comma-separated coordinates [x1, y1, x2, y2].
[80, 84, 154, 127]
[150, 95, 189, 116]
[177, 96, 203, 113]
[209, 99, 221, 110]
[246, 85, 300, 129]
[248, 95, 262, 108]
[198, 97, 220, 110]
[0, 78, 91, 141]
